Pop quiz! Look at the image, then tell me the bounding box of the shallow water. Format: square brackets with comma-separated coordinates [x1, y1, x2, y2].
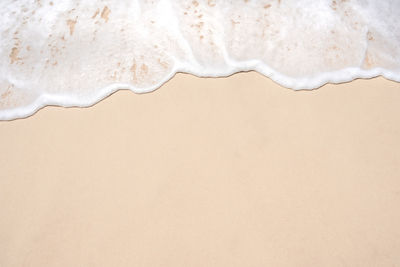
[1, 0, 399, 120]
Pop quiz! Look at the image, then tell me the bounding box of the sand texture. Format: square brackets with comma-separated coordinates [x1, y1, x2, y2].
[1, 73, 400, 266]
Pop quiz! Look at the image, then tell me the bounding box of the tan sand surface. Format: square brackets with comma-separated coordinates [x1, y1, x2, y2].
[1, 72, 400, 266]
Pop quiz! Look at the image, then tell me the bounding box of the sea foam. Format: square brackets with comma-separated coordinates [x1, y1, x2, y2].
[1, 0, 399, 120]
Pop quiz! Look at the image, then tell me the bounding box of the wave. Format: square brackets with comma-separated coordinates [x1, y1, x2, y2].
[1, 0, 399, 120]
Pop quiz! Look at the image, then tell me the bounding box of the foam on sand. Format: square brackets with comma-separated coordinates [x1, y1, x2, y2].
[1, 0, 399, 120]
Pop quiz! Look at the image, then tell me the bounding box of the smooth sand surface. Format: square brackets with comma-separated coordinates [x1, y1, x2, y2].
[1, 72, 400, 266]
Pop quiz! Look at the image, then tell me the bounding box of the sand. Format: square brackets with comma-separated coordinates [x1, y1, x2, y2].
[1, 72, 400, 266]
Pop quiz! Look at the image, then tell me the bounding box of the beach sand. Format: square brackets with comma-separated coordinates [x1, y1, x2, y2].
[1, 72, 400, 266]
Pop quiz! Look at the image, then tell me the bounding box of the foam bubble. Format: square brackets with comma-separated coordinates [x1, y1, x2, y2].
[1, 0, 399, 120]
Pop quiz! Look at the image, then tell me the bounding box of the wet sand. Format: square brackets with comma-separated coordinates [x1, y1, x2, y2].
[1, 72, 400, 266]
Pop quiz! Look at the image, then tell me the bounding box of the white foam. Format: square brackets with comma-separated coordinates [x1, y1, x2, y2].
[1, 0, 399, 120]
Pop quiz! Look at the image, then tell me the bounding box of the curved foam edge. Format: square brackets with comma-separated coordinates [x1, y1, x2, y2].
[1, 65, 399, 121]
